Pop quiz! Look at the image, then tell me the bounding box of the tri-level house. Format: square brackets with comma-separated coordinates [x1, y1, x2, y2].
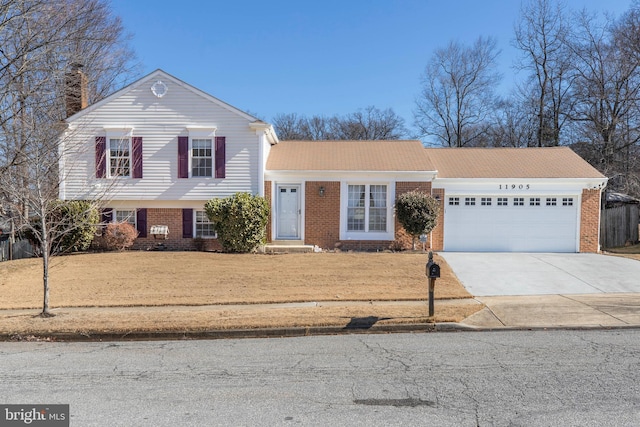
[59, 69, 607, 253]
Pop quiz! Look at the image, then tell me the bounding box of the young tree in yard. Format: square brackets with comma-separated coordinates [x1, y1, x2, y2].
[0, 0, 136, 317]
[205, 193, 270, 253]
[395, 191, 440, 250]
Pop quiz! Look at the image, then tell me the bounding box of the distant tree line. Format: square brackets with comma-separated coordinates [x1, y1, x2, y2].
[272, 106, 408, 141]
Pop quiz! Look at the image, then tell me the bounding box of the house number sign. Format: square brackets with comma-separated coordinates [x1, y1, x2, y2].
[499, 184, 531, 190]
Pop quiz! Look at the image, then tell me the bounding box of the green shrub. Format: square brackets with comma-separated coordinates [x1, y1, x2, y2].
[204, 192, 270, 253]
[395, 190, 440, 250]
[22, 200, 99, 253]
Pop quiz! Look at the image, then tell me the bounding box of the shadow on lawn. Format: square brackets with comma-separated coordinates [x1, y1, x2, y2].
[344, 316, 392, 330]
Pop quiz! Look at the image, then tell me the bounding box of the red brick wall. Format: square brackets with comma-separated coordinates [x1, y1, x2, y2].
[130, 208, 221, 251]
[305, 181, 341, 249]
[580, 189, 601, 253]
[393, 182, 433, 250]
[430, 188, 445, 251]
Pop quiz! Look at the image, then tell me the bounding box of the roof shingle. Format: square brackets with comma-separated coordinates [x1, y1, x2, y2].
[266, 140, 435, 171]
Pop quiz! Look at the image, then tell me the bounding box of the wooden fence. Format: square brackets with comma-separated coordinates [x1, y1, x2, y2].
[600, 205, 639, 249]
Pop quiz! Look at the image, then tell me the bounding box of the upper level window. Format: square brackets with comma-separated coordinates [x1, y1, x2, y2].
[347, 184, 387, 232]
[109, 138, 130, 177]
[192, 139, 213, 177]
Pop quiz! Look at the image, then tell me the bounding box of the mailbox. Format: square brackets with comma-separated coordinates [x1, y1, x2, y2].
[428, 263, 440, 279]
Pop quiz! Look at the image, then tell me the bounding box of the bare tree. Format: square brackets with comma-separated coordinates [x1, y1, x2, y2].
[272, 106, 407, 141]
[0, 0, 136, 316]
[567, 8, 640, 195]
[414, 36, 501, 147]
[513, 0, 574, 147]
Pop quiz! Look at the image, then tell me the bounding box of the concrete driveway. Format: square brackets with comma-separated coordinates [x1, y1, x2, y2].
[440, 253, 640, 296]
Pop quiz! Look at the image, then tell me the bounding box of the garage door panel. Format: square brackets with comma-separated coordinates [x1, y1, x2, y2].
[444, 195, 578, 252]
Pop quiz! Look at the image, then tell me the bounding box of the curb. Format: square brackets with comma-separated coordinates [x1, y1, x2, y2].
[2, 322, 473, 342]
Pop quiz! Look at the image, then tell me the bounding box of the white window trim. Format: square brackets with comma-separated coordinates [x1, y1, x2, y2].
[187, 127, 216, 179]
[104, 128, 133, 179]
[112, 209, 137, 229]
[194, 210, 217, 239]
[340, 181, 394, 241]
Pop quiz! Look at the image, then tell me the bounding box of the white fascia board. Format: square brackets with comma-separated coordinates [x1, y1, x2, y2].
[265, 170, 438, 182]
[433, 177, 608, 195]
[249, 121, 279, 145]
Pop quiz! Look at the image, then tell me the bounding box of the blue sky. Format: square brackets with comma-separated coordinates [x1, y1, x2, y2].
[111, 0, 632, 133]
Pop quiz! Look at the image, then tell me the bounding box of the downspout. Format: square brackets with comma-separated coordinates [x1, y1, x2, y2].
[257, 132, 265, 197]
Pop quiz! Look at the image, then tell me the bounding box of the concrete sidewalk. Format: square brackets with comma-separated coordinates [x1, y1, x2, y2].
[463, 293, 640, 329]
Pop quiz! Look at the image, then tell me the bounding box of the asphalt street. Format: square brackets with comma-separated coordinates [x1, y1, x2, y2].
[1, 330, 640, 426]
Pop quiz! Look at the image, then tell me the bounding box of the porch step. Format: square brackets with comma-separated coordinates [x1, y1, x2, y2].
[262, 241, 317, 253]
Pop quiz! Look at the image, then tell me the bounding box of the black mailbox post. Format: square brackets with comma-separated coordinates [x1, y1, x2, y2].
[425, 251, 440, 317]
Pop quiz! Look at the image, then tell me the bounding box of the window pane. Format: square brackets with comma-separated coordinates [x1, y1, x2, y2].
[115, 210, 135, 226]
[192, 139, 213, 177]
[195, 210, 216, 237]
[368, 185, 387, 231]
[109, 138, 130, 177]
[347, 185, 365, 231]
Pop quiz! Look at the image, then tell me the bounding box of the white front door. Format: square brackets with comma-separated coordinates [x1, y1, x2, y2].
[277, 185, 301, 239]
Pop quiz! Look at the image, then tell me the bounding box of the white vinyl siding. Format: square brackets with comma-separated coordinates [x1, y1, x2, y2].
[60, 72, 261, 202]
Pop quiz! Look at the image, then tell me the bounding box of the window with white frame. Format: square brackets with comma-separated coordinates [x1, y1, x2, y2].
[562, 197, 574, 206]
[192, 138, 213, 177]
[465, 197, 476, 206]
[497, 197, 508, 206]
[546, 197, 557, 206]
[514, 197, 524, 206]
[109, 138, 130, 177]
[530, 197, 541, 206]
[449, 197, 460, 206]
[115, 209, 136, 227]
[195, 210, 216, 238]
[481, 197, 492, 206]
[347, 184, 387, 232]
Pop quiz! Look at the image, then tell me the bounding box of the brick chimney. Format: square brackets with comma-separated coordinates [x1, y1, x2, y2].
[65, 63, 88, 117]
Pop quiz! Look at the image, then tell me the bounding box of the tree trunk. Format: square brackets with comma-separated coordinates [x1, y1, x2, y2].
[40, 217, 53, 317]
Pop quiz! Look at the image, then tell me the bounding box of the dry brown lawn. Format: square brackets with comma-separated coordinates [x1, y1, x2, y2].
[605, 243, 640, 261]
[0, 251, 481, 336]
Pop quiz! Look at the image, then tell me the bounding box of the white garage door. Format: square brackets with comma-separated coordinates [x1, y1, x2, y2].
[444, 195, 579, 252]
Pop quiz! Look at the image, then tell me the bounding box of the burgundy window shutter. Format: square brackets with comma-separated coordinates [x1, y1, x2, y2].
[136, 208, 147, 237]
[182, 208, 193, 238]
[215, 136, 226, 178]
[95, 136, 106, 178]
[178, 136, 189, 178]
[132, 137, 143, 178]
[101, 208, 113, 224]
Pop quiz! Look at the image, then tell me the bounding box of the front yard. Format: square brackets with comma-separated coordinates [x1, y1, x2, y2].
[0, 251, 480, 336]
